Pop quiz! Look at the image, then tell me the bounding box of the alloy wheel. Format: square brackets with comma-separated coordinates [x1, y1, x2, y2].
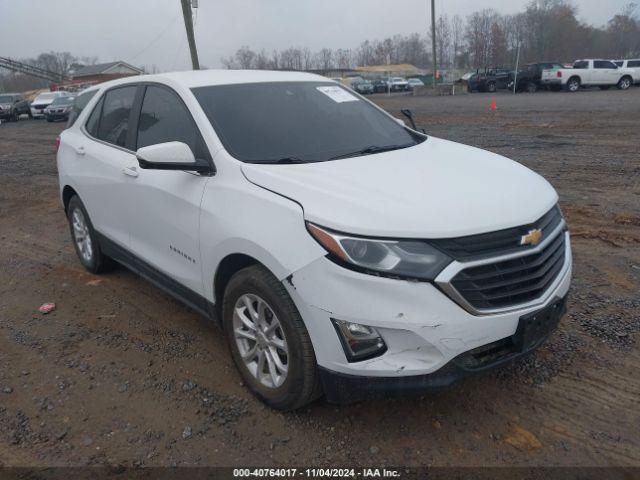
[233, 293, 289, 389]
[72, 208, 93, 263]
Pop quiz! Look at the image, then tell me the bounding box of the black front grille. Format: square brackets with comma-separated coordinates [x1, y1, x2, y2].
[451, 231, 566, 310]
[432, 206, 563, 261]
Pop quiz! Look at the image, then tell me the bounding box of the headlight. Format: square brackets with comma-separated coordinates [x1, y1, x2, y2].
[307, 222, 452, 281]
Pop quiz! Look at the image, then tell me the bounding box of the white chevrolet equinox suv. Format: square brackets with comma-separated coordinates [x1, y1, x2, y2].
[57, 71, 572, 410]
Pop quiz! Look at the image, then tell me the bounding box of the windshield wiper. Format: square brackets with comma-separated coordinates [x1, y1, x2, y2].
[260, 157, 308, 165]
[329, 143, 415, 160]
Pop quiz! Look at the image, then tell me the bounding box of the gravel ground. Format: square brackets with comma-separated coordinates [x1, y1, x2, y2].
[0, 88, 639, 468]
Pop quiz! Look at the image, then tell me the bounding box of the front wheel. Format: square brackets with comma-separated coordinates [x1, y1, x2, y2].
[527, 82, 538, 93]
[487, 82, 497, 93]
[67, 196, 114, 274]
[618, 76, 632, 90]
[223, 265, 322, 410]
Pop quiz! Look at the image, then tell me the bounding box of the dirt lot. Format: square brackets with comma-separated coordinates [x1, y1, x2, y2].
[0, 88, 639, 469]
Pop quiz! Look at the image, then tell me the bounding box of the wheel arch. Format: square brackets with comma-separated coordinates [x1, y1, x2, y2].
[62, 185, 79, 213]
[213, 253, 262, 317]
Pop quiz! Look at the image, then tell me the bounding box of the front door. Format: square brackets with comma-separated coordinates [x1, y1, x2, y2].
[125, 84, 213, 296]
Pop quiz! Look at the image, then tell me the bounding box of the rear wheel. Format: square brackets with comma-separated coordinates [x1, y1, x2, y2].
[11, 110, 19, 122]
[67, 196, 114, 274]
[567, 77, 580, 92]
[618, 76, 632, 90]
[487, 81, 497, 93]
[527, 81, 538, 93]
[223, 265, 322, 410]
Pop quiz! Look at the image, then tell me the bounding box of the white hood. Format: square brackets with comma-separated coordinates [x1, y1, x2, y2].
[241, 137, 558, 239]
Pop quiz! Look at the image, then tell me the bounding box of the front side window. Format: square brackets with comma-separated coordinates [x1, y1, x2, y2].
[136, 86, 208, 160]
[192, 81, 424, 163]
[96, 86, 137, 148]
[615, 61, 624, 67]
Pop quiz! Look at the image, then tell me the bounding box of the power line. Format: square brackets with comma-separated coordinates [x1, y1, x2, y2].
[127, 13, 181, 63]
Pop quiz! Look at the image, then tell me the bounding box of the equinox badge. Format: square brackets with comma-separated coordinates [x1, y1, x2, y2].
[520, 229, 543, 246]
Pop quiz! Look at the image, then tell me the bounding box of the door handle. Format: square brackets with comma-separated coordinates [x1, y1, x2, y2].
[75, 146, 85, 156]
[122, 166, 139, 178]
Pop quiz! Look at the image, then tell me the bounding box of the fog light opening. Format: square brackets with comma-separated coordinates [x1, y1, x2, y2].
[331, 319, 387, 362]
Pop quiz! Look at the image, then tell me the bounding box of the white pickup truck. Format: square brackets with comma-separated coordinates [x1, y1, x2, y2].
[541, 59, 634, 92]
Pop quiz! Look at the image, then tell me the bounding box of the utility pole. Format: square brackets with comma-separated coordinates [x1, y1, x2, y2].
[430, 0, 437, 88]
[180, 0, 200, 70]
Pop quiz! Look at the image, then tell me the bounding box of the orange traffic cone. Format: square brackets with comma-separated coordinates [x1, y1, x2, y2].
[490, 97, 497, 111]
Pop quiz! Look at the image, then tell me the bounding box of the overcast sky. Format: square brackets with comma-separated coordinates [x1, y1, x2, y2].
[0, 0, 630, 71]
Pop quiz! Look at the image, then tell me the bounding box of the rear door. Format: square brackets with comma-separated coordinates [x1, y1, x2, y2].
[68, 85, 139, 249]
[126, 84, 213, 296]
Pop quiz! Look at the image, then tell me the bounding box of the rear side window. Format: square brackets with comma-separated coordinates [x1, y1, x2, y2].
[594, 60, 616, 69]
[96, 86, 137, 148]
[85, 96, 104, 137]
[136, 85, 208, 160]
[615, 61, 624, 67]
[629, 60, 640, 68]
[67, 90, 98, 128]
[573, 61, 588, 69]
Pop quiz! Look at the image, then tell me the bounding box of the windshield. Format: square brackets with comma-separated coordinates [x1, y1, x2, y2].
[50, 97, 74, 106]
[192, 81, 424, 164]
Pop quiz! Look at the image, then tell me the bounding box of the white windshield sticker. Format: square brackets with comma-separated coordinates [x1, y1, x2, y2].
[316, 86, 359, 103]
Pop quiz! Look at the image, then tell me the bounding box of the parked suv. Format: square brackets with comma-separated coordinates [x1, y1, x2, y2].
[0, 93, 31, 121]
[57, 71, 572, 409]
[614, 59, 640, 85]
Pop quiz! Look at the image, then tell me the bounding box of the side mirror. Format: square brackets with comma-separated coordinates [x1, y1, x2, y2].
[395, 118, 406, 127]
[136, 141, 210, 173]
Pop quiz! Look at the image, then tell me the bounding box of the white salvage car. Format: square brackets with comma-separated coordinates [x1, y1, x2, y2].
[541, 59, 635, 92]
[57, 71, 572, 409]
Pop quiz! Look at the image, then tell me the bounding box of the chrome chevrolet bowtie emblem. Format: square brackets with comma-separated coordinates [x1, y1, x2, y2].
[520, 229, 543, 246]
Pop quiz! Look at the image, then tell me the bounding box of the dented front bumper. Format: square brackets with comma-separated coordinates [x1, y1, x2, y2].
[284, 247, 572, 394]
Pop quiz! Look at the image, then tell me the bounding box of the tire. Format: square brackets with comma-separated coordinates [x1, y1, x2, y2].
[567, 77, 580, 92]
[527, 82, 538, 93]
[487, 82, 497, 93]
[222, 265, 322, 410]
[67, 196, 114, 274]
[617, 76, 632, 90]
[11, 110, 19, 122]
[46, 117, 53, 123]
